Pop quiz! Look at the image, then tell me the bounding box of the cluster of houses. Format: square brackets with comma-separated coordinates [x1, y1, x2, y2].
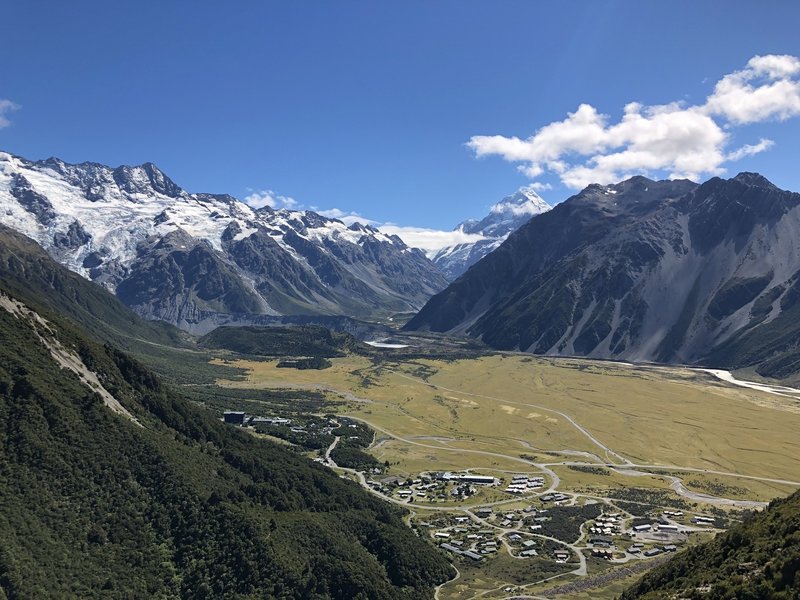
[503, 474, 545, 494]
[589, 513, 622, 536]
[439, 543, 482, 561]
[428, 519, 506, 560]
[373, 474, 489, 503]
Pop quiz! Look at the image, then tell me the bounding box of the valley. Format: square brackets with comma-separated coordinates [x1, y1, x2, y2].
[207, 350, 800, 599]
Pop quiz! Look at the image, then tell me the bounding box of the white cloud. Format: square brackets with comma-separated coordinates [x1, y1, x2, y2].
[727, 138, 775, 161]
[0, 99, 20, 128]
[704, 54, 800, 124]
[526, 181, 552, 192]
[243, 189, 298, 210]
[468, 55, 798, 189]
[314, 207, 378, 226]
[379, 224, 486, 253]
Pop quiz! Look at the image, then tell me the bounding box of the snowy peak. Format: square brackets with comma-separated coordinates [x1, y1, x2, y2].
[433, 186, 552, 280]
[488, 186, 551, 217]
[461, 186, 551, 238]
[0, 151, 447, 331]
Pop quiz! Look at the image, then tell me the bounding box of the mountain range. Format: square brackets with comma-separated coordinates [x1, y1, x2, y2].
[0, 151, 447, 333]
[430, 186, 551, 280]
[407, 173, 800, 380]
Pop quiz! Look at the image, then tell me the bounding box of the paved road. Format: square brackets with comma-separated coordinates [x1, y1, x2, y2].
[324, 435, 340, 466]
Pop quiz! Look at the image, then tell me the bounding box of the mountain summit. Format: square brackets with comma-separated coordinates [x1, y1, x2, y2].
[431, 186, 551, 280]
[0, 151, 447, 332]
[407, 173, 800, 378]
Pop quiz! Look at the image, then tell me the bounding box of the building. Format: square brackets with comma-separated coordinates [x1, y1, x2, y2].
[553, 550, 570, 563]
[223, 411, 246, 425]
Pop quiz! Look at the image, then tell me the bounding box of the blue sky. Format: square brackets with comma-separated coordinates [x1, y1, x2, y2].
[3, 1, 800, 243]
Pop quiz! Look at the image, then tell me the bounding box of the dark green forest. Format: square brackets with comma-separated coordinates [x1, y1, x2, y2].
[200, 325, 368, 358]
[0, 228, 452, 599]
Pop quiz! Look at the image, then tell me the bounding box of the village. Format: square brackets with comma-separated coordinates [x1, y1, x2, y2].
[219, 414, 730, 577]
[355, 470, 724, 571]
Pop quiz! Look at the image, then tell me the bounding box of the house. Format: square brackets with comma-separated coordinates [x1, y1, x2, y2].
[223, 411, 246, 425]
[589, 535, 613, 546]
[553, 550, 570, 563]
[632, 524, 652, 532]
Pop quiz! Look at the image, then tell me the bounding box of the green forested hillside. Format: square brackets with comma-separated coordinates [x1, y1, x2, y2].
[0, 244, 452, 598]
[199, 324, 369, 358]
[0, 224, 188, 349]
[622, 491, 800, 599]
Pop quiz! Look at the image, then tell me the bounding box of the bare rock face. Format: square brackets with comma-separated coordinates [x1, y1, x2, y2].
[0, 151, 447, 330]
[407, 173, 800, 377]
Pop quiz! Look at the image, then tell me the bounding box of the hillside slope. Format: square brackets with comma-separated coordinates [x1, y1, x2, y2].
[0, 224, 188, 350]
[407, 173, 800, 378]
[622, 491, 800, 599]
[0, 240, 452, 598]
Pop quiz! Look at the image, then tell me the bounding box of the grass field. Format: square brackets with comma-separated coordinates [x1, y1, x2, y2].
[212, 351, 800, 598]
[219, 354, 800, 488]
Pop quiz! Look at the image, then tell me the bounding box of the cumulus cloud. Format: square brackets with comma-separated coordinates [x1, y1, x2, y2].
[704, 54, 800, 123]
[468, 54, 800, 188]
[244, 189, 298, 210]
[0, 99, 20, 128]
[379, 224, 486, 254]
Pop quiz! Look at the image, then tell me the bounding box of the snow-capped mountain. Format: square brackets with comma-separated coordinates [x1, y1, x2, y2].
[408, 173, 800, 378]
[0, 152, 447, 332]
[430, 186, 551, 280]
